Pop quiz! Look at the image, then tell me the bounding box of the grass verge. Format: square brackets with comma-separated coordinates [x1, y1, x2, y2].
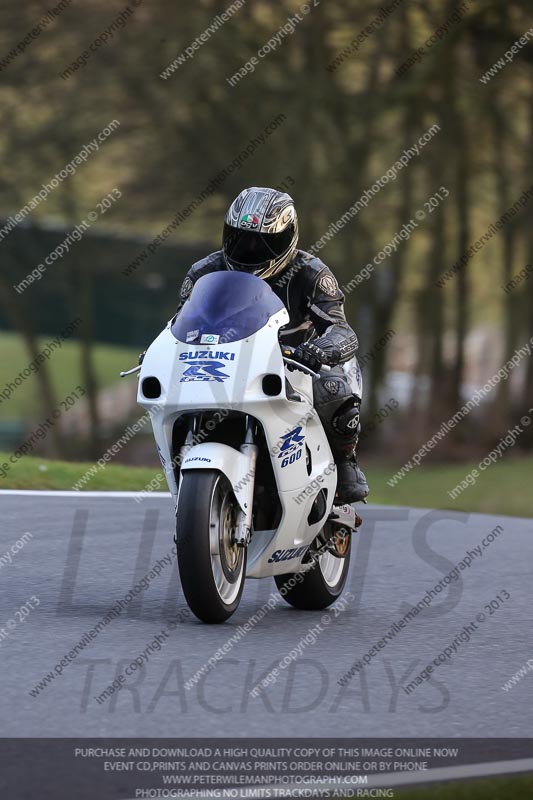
[0, 333, 138, 420]
[0, 451, 158, 492]
[0, 451, 531, 518]
[368, 457, 532, 518]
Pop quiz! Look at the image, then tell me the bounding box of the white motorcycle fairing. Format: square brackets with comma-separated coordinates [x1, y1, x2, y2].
[137, 271, 362, 579]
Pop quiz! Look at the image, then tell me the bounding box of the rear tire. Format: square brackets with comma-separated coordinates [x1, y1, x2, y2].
[176, 470, 246, 623]
[274, 524, 351, 610]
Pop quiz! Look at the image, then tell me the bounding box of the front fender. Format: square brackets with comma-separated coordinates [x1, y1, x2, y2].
[180, 442, 253, 513]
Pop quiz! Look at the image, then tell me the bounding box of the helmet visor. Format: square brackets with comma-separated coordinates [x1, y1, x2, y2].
[223, 223, 295, 270]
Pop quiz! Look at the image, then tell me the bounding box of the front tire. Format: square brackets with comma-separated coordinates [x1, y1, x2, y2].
[176, 470, 246, 623]
[274, 524, 351, 610]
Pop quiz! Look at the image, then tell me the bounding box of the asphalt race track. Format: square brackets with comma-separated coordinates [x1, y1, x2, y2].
[1, 491, 531, 738]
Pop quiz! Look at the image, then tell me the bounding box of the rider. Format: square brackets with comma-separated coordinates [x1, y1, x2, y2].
[175, 187, 369, 503]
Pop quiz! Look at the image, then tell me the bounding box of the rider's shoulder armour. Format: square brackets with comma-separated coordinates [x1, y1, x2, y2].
[188, 250, 226, 281]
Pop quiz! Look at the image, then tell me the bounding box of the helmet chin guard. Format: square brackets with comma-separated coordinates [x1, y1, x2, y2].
[223, 187, 298, 279]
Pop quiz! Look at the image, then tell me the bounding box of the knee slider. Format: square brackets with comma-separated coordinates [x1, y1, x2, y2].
[333, 401, 361, 438]
[313, 373, 360, 447]
[313, 373, 353, 418]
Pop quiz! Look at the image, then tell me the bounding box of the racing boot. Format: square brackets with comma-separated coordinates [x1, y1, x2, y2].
[335, 448, 369, 504]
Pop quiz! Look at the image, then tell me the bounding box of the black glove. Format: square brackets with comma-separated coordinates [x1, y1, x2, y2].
[289, 339, 341, 373]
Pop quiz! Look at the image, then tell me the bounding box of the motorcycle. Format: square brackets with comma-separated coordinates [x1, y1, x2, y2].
[122, 270, 363, 623]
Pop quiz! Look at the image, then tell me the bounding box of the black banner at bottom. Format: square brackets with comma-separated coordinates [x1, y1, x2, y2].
[1, 738, 532, 800]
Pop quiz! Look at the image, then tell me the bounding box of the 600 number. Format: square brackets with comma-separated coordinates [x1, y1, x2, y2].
[281, 449, 302, 468]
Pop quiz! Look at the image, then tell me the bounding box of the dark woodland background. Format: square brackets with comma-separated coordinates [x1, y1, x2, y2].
[0, 0, 532, 465]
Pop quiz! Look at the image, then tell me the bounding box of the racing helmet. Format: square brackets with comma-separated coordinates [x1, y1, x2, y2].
[222, 187, 298, 280]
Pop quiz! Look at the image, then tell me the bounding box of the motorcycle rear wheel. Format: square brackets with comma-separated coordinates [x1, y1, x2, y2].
[176, 470, 246, 623]
[274, 523, 351, 610]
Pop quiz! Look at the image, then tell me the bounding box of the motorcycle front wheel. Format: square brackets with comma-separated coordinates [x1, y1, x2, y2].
[176, 470, 246, 623]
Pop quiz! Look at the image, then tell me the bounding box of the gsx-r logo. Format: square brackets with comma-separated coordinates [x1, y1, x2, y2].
[278, 426, 304, 457]
[278, 425, 304, 468]
[180, 361, 230, 382]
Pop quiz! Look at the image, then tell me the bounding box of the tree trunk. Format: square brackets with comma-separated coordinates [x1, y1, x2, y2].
[368, 2, 415, 421]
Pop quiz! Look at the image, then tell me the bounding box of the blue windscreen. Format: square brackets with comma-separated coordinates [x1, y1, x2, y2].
[171, 271, 285, 344]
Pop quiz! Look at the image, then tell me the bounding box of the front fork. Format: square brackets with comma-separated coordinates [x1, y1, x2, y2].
[177, 414, 257, 548]
[235, 418, 257, 547]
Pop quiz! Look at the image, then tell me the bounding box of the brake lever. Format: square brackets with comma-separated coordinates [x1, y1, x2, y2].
[282, 356, 319, 377]
[120, 365, 142, 378]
